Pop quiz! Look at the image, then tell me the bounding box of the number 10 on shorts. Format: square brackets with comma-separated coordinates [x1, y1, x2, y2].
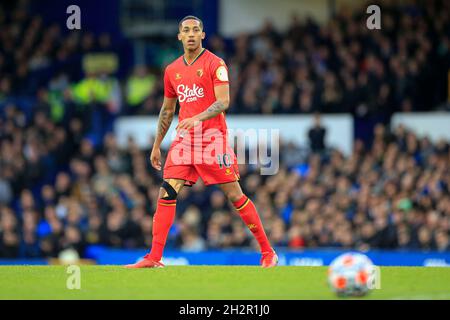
[217, 153, 232, 168]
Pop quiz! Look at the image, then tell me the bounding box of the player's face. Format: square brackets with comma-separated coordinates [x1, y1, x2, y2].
[178, 19, 205, 52]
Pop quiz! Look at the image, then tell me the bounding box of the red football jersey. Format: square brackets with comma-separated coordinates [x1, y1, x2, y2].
[163, 49, 230, 143]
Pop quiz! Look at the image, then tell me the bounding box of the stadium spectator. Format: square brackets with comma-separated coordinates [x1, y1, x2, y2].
[307, 113, 327, 153]
[125, 65, 157, 115]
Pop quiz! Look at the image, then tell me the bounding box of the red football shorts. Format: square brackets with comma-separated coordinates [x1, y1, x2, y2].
[163, 135, 240, 186]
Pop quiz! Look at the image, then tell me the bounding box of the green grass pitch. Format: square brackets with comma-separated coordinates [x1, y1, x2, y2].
[0, 266, 449, 299]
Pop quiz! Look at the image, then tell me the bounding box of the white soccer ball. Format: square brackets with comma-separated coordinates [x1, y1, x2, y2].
[328, 252, 376, 297]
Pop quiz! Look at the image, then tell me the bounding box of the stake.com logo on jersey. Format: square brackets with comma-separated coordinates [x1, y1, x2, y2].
[177, 84, 204, 103]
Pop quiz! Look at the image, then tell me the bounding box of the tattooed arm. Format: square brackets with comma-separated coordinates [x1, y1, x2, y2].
[155, 97, 177, 147]
[194, 84, 230, 121]
[176, 84, 230, 132]
[150, 96, 177, 170]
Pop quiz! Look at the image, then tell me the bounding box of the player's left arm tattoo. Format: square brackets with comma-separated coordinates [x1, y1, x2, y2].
[194, 84, 230, 122]
[194, 100, 228, 122]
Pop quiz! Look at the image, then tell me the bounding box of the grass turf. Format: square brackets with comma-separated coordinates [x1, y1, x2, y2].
[0, 266, 449, 300]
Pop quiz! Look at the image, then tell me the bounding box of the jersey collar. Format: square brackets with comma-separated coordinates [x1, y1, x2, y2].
[183, 48, 206, 66]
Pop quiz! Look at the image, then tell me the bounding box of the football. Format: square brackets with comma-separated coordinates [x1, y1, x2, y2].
[328, 252, 376, 297]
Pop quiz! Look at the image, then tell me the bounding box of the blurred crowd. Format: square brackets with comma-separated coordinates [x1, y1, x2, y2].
[0, 3, 116, 95]
[221, 0, 450, 115]
[1, 0, 449, 121]
[1, 105, 450, 258]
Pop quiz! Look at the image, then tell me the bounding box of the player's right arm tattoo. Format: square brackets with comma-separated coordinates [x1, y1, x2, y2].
[155, 104, 175, 144]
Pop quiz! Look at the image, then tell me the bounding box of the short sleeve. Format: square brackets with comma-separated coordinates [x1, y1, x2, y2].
[163, 67, 177, 98]
[210, 58, 229, 86]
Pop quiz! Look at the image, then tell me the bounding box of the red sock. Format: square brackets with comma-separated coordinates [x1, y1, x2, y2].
[233, 195, 272, 253]
[148, 199, 177, 261]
